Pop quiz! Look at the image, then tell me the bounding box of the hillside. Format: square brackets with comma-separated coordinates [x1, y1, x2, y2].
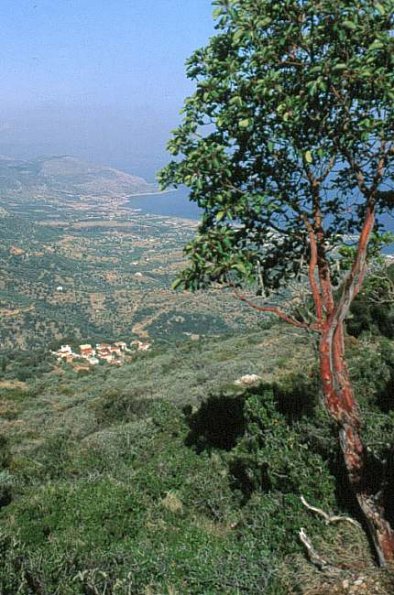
[0, 153, 393, 594]
[0, 185, 262, 353]
[0, 155, 156, 205]
[0, 326, 393, 593]
[0, 155, 265, 355]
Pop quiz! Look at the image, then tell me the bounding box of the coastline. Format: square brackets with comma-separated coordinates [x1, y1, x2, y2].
[126, 188, 173, 199]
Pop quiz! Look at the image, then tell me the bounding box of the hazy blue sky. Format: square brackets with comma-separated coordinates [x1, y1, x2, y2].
[0, 0, 214, 180]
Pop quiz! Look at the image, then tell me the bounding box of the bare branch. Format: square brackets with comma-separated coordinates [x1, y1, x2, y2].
[231, 286, 317, 331]
[300, 496, 361, 529]
[299, 528, 331, 571]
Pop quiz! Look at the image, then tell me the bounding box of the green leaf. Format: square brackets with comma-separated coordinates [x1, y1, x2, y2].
[216, 210, 226, 221]
[369, 40, 384, 51]
[333, 63, 347, 71]
[172, 278, 184, 291]
[259, 17, 272, 27]
[229, 95, 243, 106]
[233, 30, 244, 44]
[305, 151, 313, 164]
[239, 118, 251, 128]
[343, 20, 357, 30]
[232, 262, 248, 275]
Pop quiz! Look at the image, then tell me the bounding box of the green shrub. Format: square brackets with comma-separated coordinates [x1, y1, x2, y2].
[350, 338, 394, 412]
[228, 386, 336, 506]
[0, 436, 12, 509]
[0, 329, 392, 593]
[90, 387, 153, 427]
[273, 372, 319, 420]
[347, 266, 394, 339]
[0, 404, 281, 594]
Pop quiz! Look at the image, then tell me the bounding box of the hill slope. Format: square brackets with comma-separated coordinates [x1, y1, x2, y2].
[0, 155, 156, 204]
[0, 328, 393, 593]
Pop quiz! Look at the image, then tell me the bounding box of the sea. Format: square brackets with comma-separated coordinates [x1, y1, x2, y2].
[127, 187, 201, 220]
[127, 187, 394, 255]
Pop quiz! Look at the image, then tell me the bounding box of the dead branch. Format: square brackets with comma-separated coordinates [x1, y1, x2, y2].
[301, 496, 361, 529]
[299, 528, 331, 571]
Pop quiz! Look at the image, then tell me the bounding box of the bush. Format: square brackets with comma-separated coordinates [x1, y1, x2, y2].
[0, 330, 393, 592]
[0, 436, 12, 509]
[347, 266, 394, 339]
[90, 387, 153, 427]
[349, 338, 394, 412]
[228, 386, 336, 506]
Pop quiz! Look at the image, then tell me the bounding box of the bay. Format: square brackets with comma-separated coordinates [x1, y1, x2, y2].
[127, 187, 201, 220]
[127, 187, 393, 255]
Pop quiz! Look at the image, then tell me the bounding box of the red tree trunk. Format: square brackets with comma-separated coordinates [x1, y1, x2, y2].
[319, 322, 394, 566]
[235, 179, 393, 564]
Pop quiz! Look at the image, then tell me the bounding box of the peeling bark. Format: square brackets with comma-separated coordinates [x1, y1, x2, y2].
[319, 324, 394, 566]
[234, 146, 394, 564]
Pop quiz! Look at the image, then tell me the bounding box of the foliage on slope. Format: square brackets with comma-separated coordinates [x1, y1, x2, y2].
[0, 327, 393, 593]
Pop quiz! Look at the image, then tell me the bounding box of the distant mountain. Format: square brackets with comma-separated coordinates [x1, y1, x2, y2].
[0, 155, 156, 204]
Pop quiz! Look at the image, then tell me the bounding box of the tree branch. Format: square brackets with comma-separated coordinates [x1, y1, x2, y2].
[317, 155, 336, 184]
[332, 139, 388, 326]
[302, 216, 324, 322]
[300, 496, 360, 528]
[231, 286, 317, 330]
[299, 528, 331, 571]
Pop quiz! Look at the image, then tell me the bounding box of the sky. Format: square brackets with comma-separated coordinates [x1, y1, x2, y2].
[0, 0, 215, 181]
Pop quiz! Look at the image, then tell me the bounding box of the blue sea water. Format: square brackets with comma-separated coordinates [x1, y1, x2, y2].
[127, 187, 201, 220]
[127, 187, 393, 254]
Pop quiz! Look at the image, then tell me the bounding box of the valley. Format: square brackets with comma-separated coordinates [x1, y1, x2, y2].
[0, 157, 262, 354]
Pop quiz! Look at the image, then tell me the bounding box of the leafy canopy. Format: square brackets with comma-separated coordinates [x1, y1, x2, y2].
[159, 0, 393, 293]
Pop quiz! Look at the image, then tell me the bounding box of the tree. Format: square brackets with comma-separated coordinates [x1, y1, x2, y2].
[159, 0, 394, 565]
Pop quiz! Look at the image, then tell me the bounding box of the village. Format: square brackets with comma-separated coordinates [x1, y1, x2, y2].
[52, 339, 151, 367]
